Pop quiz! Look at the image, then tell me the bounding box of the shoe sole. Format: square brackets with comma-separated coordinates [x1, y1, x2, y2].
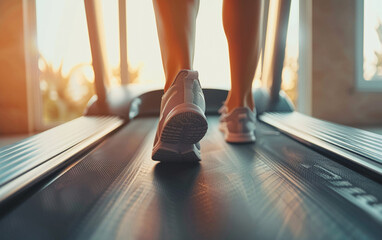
[219, 124, 256, 143]
[161, 111, 207, 144]
[225, 132, 256, 143]
[152, 104, 208, 162]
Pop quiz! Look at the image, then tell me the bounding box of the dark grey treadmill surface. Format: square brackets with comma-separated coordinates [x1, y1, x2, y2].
[0, 116, 381, 240]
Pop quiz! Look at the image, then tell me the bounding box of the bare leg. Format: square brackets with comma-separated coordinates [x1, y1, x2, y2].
[223, 0, 262, 112]
[152, 0, 200, 92]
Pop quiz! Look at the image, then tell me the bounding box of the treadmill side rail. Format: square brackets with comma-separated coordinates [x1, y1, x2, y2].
[260, 112, 382, 177]
[0, 116, 124, 204]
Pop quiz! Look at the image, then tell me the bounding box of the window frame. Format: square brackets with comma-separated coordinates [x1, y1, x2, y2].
[297, 0, 312, 115]
[355, 0, 382, 91]
[23, 0, 46, 131]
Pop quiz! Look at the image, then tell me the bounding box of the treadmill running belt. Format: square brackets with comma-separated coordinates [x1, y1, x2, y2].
[0, 116, 381, 240]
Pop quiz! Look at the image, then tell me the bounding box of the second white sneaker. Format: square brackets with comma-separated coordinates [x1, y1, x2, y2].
[219, 106, 256, 143]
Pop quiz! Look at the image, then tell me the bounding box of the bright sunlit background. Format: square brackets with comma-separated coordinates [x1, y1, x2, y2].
[35, 0, 299, 124]
[363, 0, 382, 81]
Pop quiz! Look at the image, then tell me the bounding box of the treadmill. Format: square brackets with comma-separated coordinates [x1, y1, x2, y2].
[0, 1, 381, 239]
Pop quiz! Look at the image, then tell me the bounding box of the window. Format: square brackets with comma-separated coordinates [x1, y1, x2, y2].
[35, 0, 122, 128]
[36, 0, 95, 127]
[356, 0, 382, 91]
[33, 0, 299, 129]
[127, 0, 299, 103]
[283, 0, 299, 107]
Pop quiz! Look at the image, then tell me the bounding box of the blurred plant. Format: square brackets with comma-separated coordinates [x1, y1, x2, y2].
[375, 20, 382, 77]
[39, 55, 139, 124]
[111, 64, 140, 85]
[365, 19, 382, 80]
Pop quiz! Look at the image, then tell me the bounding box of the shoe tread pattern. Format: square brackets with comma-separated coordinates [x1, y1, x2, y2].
[160, 112, 207, 144]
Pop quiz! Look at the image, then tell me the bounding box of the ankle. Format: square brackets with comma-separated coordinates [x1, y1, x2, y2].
[225, 91, 254, 113]
[164, 68, 193, 92]
[164, 81, 172, 92]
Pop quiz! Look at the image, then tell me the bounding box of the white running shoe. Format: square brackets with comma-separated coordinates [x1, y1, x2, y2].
[219, 105, 256, 143]
[152, 70, 208, 162]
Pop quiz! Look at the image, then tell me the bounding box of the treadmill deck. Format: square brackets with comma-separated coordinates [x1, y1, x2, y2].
[0, 116, 381, 240]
